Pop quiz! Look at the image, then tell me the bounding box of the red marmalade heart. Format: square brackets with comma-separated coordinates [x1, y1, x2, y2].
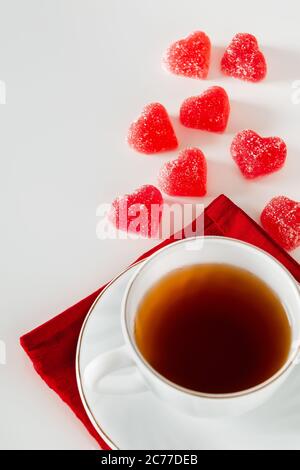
[261, 196, 300, 251]
[127, 103, 178, 154]
[231, 130, 287, 179]
[221, 33, 267, 82]
[158, 147, 207, 197]
[180, 86, 230, 132]
[163, 31, 211, 79]
[108, 185, 163, 238]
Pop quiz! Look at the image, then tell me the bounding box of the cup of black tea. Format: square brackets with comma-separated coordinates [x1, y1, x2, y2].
[87, 237, 300, 417]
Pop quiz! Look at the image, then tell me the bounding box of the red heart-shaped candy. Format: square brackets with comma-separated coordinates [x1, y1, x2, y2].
[127, 103, 178, 154]
[221, 33, 267, 82]
[261, 196, 300, 251]
[163, 31, 211, 79]
[180, 86, 230, 132]
[231, 130, 287, 179]
[108, 185, 163, 238]
[158, 148, 207, 197]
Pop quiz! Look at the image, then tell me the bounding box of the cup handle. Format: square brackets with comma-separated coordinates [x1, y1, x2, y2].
[83, 345, 148, 394]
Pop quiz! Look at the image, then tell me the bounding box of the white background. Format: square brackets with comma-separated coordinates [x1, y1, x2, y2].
[0, 0, 299, 449]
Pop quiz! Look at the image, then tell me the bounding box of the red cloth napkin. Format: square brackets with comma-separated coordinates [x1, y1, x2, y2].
[20, 195, 300, 450]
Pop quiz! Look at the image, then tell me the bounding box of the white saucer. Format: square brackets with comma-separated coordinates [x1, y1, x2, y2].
[76, 263, 300, 450]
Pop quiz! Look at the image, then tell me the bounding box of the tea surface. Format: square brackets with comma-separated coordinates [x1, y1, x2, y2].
[135, 264, 291, 394]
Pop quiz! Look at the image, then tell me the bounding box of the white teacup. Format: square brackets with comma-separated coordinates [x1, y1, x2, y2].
[84, 237, 300, 417]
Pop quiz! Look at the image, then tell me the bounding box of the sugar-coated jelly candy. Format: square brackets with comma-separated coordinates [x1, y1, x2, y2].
[108, 185, 163, 238]
[180, 86, 230, 132]
[127, 103, 178, 154]
[163, 31, 211, 79]
[261, 196, 300, 251]
[158, 148, 207, 197]
[221, 33, 267, 82]
[231, 130, 287, 179]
